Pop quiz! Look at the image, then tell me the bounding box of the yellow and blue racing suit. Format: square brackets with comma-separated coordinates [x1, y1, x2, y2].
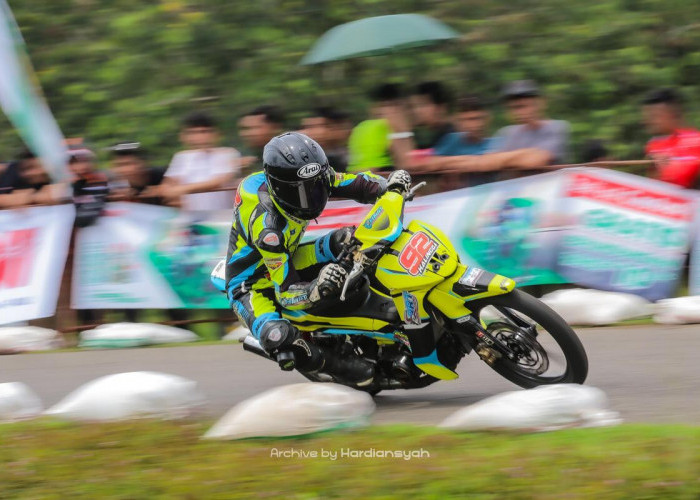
[222, 170, 386, 340]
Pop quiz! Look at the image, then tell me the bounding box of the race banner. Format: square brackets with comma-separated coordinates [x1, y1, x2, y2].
[0, 0, 67, 180]
[72, 169, 697, 309]
[447, 171, 569, 286]
[554, 168, 696, 301]
[72, 203, 231, 309]
[306, 171, 569, 286]
[0, 204, 75, 324]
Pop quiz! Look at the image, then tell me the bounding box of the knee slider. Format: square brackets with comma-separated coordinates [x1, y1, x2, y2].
[259, 320, 297, 353]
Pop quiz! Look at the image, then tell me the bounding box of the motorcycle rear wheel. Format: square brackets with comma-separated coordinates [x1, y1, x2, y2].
[465, 289, 588, 388]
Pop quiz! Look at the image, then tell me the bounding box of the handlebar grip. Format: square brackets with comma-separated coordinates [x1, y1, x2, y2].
[276, 350, 296, 371]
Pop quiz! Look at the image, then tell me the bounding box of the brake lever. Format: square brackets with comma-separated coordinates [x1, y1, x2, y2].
[406, 181, 427, 201]
[340, 261, 363, 301]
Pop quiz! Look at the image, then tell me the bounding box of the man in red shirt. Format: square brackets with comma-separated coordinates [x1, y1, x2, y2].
[644, 88, 700, 188]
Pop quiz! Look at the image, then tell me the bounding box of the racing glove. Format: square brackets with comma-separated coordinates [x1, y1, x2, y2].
[309, 263, 348, 303]
[330, 226, 355, 257]
[386, 169, 412, 196]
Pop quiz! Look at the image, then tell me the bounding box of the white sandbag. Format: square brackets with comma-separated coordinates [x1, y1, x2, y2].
[204, 383, 375, 440]
[0, 326, 63, 353]
[653, 296, 700, 324]
[440, 384, 621, 432]
[223, 324, 250, 341]
[0, 382, 43, 422]
[79, 323, 198, 349]
[541, 288, 651, 326]
[45, 371, 205, 421]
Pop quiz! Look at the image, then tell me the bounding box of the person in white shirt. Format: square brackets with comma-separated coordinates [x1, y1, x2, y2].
[162, 112, 240, 211]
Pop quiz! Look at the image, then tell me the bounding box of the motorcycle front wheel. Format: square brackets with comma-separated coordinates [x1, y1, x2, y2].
[465, 289, 588, 388]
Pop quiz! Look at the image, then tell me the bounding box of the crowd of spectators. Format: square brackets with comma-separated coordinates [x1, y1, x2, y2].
[2, 80, 698, 332]
[2, 80, 700, 213]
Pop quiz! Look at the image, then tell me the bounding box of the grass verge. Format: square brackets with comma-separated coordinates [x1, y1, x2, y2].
[1, 421, 699, 499]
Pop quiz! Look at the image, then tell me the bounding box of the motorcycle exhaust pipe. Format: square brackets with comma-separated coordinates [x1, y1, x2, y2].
[242, 335, 272, 360]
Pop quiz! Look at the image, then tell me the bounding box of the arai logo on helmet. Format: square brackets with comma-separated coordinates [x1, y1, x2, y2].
[297, 163, 322, 179]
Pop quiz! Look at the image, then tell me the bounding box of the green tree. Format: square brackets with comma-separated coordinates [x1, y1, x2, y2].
[1, 0, 698, 166]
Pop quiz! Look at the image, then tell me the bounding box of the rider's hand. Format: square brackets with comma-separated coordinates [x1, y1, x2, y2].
[387, 169, 412, 196]
[330, 227, 355, 259]
[309, 263, 347, 303]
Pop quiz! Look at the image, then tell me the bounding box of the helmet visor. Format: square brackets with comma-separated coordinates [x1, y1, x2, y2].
[268, 171, 331, 219]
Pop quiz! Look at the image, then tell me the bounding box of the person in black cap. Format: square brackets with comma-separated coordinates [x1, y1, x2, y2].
[108, 142, 167, 205]
[490, 80, 570, 168]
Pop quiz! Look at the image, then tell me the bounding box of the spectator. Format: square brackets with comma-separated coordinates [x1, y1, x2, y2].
[643, 88, 700, 188]
[436, 96, 495, 156]
[238, 105, 285, 174]
[108, 142, 166, 205]
[432, 95, 498, 188]
[347, 83, 414, 173]
[0, 150, 62, 208]
[580, 139, 611, 164]
[68, 144, 110, 228]
[300, 106, 351, 171]
[324, 108, 352, 172]
[106, 142, 189, 324]
[300, 108, 330, 145]
[410, 81, 455, 149]
[406, 90, 553, 181]
[67, 142, 109, 327]
[161, 112, 240, 211]
[491, 80, 570, 167]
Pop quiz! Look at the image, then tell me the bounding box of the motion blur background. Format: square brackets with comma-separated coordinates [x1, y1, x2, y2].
[1, 0, 699, 162]
[2, 0, 700, 336]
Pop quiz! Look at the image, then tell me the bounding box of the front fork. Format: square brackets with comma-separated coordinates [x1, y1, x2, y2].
[426, 263, 518, 365]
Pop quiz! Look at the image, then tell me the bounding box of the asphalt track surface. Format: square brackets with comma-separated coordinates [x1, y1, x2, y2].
[3, 324, 700, 425]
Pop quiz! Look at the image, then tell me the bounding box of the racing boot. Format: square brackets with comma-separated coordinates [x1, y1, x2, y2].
[316, 345, 375, 387]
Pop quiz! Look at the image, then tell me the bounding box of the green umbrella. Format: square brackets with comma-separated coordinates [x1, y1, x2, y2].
[300, 14, 459, 65]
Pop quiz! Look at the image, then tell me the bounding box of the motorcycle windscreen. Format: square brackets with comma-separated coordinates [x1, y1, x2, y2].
[354, 191, 404, 250]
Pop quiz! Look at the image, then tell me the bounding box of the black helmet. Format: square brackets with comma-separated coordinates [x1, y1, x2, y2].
[263, 132, 332, 220]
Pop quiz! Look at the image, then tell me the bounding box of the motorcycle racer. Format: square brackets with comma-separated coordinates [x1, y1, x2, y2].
[216, 132, 412, 385]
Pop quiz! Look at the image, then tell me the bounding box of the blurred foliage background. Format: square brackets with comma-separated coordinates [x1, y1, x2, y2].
[1, 0, 699, 164]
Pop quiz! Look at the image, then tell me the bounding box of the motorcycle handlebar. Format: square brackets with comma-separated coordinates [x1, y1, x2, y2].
[337, 181, 425, 300]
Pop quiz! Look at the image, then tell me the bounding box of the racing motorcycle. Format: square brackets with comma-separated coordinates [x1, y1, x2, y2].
[219, 183, 588, 394]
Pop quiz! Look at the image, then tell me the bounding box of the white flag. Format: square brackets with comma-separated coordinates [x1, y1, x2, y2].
[0, 0, 67, 180]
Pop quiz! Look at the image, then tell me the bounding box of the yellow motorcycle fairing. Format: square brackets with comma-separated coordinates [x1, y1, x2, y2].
[375, 220, 458, 294]
[280, 190, 517, 382]
[281, 307, 391, 333]
[427, 264, 517, 321]
[353, 191, 405, 251]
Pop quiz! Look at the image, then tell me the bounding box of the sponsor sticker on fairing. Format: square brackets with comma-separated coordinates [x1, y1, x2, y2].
[402, 291, 421, 325]
[393, 331, 411, 349]
[363, 207, 384, 229]
[455, 314, 472, 324]
[398, 231, 439, 276]
[459, 267, 484, 288]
